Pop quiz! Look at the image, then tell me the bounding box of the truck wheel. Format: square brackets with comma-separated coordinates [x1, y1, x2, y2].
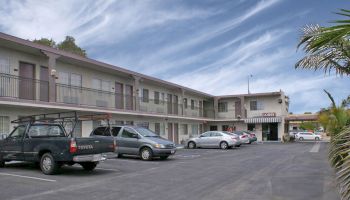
[140, 147, 153, 161]
[40, 153, 60, 175]
[81, 162, 98, 171]
[0, 157, 5, 168]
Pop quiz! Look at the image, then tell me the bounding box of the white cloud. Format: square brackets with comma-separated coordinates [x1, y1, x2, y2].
[0, 0, 219, 45]
[131, 0, 282, 72]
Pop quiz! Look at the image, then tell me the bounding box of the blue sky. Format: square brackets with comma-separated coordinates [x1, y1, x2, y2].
[0, 0, 349, 113]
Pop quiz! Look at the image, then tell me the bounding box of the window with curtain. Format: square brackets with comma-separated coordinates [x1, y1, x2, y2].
[0, 57, 10, 74]
[0, 116, 10, 135]
[218, 102, 228, 112]
[154, 91, 160, 104]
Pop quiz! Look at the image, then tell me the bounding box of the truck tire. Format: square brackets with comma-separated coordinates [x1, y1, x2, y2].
[40, 153, 60, 175]
[0, 157, 5, 168]
[81, 162, 98, 171]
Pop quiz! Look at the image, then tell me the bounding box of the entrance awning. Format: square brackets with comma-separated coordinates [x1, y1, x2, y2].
[244, 117, 282, 124]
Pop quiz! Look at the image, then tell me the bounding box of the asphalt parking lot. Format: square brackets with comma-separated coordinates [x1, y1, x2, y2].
[0, 142, 338, 200]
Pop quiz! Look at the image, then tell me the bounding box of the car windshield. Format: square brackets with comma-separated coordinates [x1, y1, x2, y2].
[134, 127, 159, 137]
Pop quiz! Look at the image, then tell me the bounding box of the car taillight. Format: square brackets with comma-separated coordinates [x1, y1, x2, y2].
[70, 138, 77, 153]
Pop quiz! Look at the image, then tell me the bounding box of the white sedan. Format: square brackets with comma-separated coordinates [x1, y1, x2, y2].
[295, 132, 322, 141]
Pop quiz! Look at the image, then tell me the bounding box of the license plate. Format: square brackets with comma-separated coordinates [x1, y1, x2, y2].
[171, 150, 175, 154]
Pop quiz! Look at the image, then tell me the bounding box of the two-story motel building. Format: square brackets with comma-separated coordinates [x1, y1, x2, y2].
[0, 32, 289, 143]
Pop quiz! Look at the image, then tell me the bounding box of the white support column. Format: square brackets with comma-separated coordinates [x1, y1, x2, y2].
[41, 51, 60, 103]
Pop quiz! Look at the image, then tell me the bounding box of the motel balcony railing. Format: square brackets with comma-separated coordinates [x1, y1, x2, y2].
[0, 73, 214, 118]
[0, 73, 49, 101]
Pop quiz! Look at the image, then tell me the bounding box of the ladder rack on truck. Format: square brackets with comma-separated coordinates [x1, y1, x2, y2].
[11, 111, 112, 137]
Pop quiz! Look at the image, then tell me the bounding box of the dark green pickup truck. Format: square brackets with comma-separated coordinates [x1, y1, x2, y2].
[0, 122, 116, 175]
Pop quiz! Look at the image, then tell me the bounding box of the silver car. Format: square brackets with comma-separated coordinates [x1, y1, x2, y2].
[187, 131, 241, 149]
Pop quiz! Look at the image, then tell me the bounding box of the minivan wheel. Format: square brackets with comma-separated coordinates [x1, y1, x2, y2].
[188, 141, 196, 149]
[299, 137, 304, 141]
[140, 147, 153, 161]
[220, 141, 229, 150]
[81, 162, 98, 171]
[40, 153, 60, 175]
[0, 159, 5, 168]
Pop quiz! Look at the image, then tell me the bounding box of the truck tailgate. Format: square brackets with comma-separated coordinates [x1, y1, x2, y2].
[75, 137, 115, 155]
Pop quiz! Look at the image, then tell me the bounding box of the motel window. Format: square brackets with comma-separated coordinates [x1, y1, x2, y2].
[70, 73, 82, 87]
[155, 123, 160, 135]
[161, 93, 165, 104]
[248, 124, 255, 131]
[58, 72, 82, 87]
[0, 57, 10, 74]
[125, 121, 134, 125]
[142, 89, 149, 103]
[183, 98, 188, 109]
[250, 100, 264, 111]
[191, 99, 195, 110]
[92, 78, 110, 91]
[222, 125, 229, 131]
[191, 124, 198, 136]
[218, 102, 228, 112]
[182, 124, 188, 135]
[137, 122, 149, 129]
[0, 116, 10, 138]
[154, 91, 160, 104]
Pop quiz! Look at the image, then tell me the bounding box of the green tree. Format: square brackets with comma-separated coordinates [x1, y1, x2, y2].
[57, 36, 86, 57]
[32, 36, 87, 57]
[296, 9, 350, 76]
[32, 38, 56, 47]
[299, 121, 316, 130]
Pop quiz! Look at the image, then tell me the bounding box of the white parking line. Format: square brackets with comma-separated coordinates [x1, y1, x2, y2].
[95, 167, 120, 172]
[0, 172, 56, 182]
[310, 142, 321, 153]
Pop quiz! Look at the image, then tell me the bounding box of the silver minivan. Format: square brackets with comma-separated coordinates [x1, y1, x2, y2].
[187, 131, 241, 149]
[90, 126, 176, 160]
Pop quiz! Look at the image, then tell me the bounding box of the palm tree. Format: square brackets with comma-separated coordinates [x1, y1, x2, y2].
[296, 9, 350, 75]
[322, 90, 350, 200]
[297, 9, 350, 200]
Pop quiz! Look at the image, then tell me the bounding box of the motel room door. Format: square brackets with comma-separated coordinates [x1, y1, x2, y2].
[115, 82, 124, 109]
[19, 62, 35, 100]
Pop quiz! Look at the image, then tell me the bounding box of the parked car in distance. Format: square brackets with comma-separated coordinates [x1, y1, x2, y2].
[187, 131, 241, 149]
[245, 131, 257, 143]
[233, 131, 252, 144]
[90, 126, 176, 160]
[0, 123, 116, 175]
[295, 132, 322, 141]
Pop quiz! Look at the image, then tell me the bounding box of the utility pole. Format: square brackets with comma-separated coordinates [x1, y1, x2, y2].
[248, 74, 253, 94]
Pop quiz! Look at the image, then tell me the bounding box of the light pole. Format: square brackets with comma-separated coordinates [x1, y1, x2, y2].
[248, 74, 253, 94]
